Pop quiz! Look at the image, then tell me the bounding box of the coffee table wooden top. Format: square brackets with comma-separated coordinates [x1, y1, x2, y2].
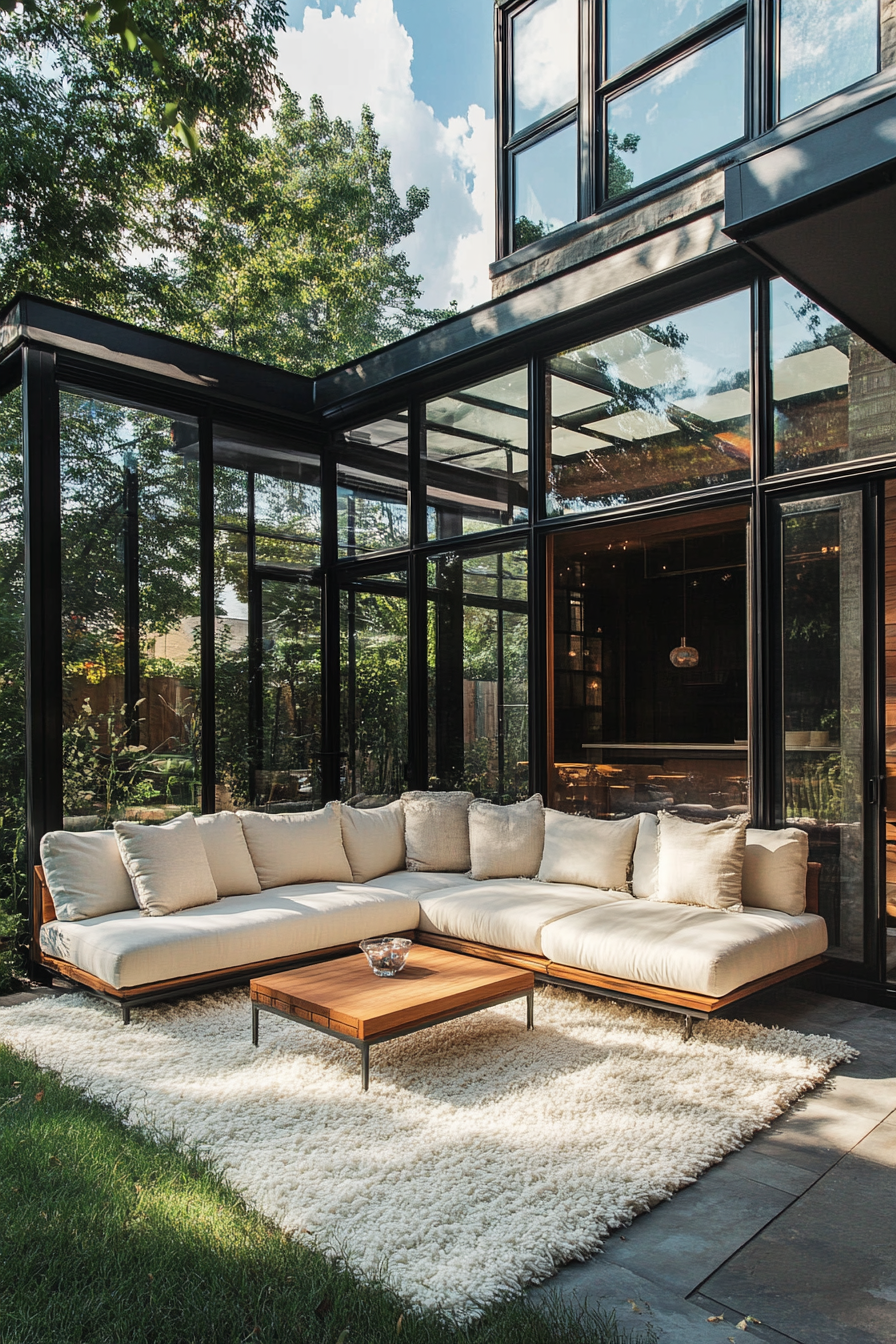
[250, 945, 534, 1042]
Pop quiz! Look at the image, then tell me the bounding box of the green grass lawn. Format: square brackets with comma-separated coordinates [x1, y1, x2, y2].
[0, 1041, 652, 1344]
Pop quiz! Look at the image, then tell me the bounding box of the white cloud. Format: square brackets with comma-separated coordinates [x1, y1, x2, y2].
[277, 0, 494, 311]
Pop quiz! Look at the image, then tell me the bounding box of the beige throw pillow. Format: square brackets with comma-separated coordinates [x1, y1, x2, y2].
[402, 791, 473, 872]
[537, 809, 640, 891]
[631, 811, 659, 898]
[237, 803, 352, 888]
[742, 826, 808, 915]
[195, 811, 261, 897]
[652, 811, 750, 912]
[340, 800, 406, 883]
[114, 813, 218, 917]
[40, 828, 138, 922]
[468, 794, 545, 880]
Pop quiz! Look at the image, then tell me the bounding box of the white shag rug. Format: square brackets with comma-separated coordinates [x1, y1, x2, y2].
[0, 986, 855, 1320]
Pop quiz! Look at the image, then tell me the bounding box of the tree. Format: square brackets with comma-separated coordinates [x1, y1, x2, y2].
[170, 91, 447, 374]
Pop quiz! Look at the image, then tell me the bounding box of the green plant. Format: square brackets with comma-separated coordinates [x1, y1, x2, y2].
[63, 697, 158, 825]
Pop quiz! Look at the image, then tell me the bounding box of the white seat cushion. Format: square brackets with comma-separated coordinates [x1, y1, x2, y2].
[540, 901, 828, 999]
[418, 879, 633, 957]
[40, 884, 419, 989]
[362, 870, 479, 898]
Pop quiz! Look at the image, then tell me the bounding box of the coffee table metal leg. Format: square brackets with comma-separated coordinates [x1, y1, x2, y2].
[251, 1003, 259, 1047]
[360, 1042, 370, 1091]
[526, 989, 534, 1030]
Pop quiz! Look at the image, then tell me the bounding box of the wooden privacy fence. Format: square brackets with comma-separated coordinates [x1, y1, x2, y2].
[65, 673, 197, 754]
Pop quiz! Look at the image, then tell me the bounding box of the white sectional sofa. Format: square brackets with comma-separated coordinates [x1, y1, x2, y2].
[32, 794, 827, 1033]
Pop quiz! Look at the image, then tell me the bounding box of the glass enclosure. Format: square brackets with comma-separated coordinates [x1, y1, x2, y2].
[550, 507, 750, 818]
[772, 280, 896, 473]
[335, 415, 409, 558]
[340, 572, 408, 803]
[777, 493, 865, 961]
[426, 369, 529, 539]
[546, 290, 751, 515]
[778, 0, 878, 120]
[60, 392, 201, 828]
[428, 548, 529, 799]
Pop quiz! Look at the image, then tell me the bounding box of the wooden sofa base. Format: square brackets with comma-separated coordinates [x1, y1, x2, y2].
[415, 931, 827, 1036]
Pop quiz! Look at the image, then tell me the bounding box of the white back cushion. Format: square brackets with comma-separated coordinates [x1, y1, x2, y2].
[652, 811, 749, 913]
[631, 811, 659, 898]
[237, 803, 352, 888]
[195, 811, 261, 897]
[537, 810, 640, 890]
[742, 827, 808, 915]
[40, 829, 138, 922]
[340, 800, 406, 883]
[114, 813, 218, 917]
[468, 794, 545, 880]
[402, 791, 473, 872]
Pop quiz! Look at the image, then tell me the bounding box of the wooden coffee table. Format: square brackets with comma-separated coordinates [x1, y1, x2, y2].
[250, 944, 535, 1090]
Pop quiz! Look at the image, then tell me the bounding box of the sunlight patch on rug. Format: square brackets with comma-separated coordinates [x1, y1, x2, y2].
[0, 986, 855, 1319]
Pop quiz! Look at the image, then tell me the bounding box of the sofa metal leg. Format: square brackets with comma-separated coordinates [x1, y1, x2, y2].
[121, 1004, 131, 1026]
[526, 989, 534, 1031]
[251, 1003, 259, 1047]
[683, 1014, 693, 1042]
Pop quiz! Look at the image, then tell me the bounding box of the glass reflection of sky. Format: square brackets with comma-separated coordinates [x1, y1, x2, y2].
[779, 0, 877, 119]
[512, 0, 578, 133]
[513, 122, 578, 241]
[607, 0, 733, 77]
[607, 26, 744, 196]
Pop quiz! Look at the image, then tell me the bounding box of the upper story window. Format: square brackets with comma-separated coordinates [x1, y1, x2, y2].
[499, 0, 882, 257]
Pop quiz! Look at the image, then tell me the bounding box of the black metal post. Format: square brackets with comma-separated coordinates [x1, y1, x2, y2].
[319, 449, 341, 801]
[122, 456, 140, 743]
[198, 416, 216, 812]
[23, 346, 62, 978]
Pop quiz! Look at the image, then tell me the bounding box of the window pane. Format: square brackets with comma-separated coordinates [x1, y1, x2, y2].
[549, 509, 750, 820]
[547, 290, 751, 515]
[255, 577, 321, 811]
[341, 573, 408, 803]
[428, 549, 529, 800]
[426, 369, 529, 540]
[60, 393, 201, 826]
[771, 279, 896, 473]
[513, 121, 578, 249]
[213, 462, 251, 811]
[607, 0, 733, 77]
[0, 384, 24, 984]
[779, 495, 864, 961]
[606, 26, 745, 198]
[336, 414, 409, 558]
[779, 0, 877, 120]
[512, 0, 578, 134]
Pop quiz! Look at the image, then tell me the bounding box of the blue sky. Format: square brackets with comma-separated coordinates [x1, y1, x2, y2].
[280, 1, 496, 310]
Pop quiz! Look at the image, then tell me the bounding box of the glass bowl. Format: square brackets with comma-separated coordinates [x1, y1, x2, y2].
[359, 936, 412, 977]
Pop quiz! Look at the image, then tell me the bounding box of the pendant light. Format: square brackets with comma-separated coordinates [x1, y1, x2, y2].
[669, 537, 699, 669]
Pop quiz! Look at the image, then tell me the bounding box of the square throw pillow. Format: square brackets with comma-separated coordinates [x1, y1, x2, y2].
[402, 791, 473, 872]
[40, 828, 138, 922]
[340, 799, 406, 883]
[537, 809, 640, 891]
[742, 826, 808, 915]
[237, 802, 353, 888]
[631, 811, 659, 898]
[195, 811, 261, 897]
[114, 813, 218, 917]
[468, 794, 545, 880]
[652, 810, 750, 912]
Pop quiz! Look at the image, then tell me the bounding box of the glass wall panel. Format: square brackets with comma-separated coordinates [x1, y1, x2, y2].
[772, 280, 896, 473]
[512, 0, 578, 133]
[0, 384, 24, 988]
[426, 369, 529, 540]
[607, 0, 733, 77]
[779, 0, 877, 120]
[254, 463, 321, 569]
[512, 121, 578, 250]
[256, 577, 321, 811]
[606, 26, 745, 198]
[335, 414, 409, 558]
[427, 548, 528, 799]
[60, 392, 200, 827]
[340, 572, 408, 803]
[213, 462, 251, 810]
[778, 493, 864, 961]
[550, 508, 750, 819]
[547, 290, 751, 515]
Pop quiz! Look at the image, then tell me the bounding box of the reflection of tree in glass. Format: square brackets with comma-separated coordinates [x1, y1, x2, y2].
[607, 130, 640, 198]
[785, 292, 850, 356]
[513, 214, 550, 249]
